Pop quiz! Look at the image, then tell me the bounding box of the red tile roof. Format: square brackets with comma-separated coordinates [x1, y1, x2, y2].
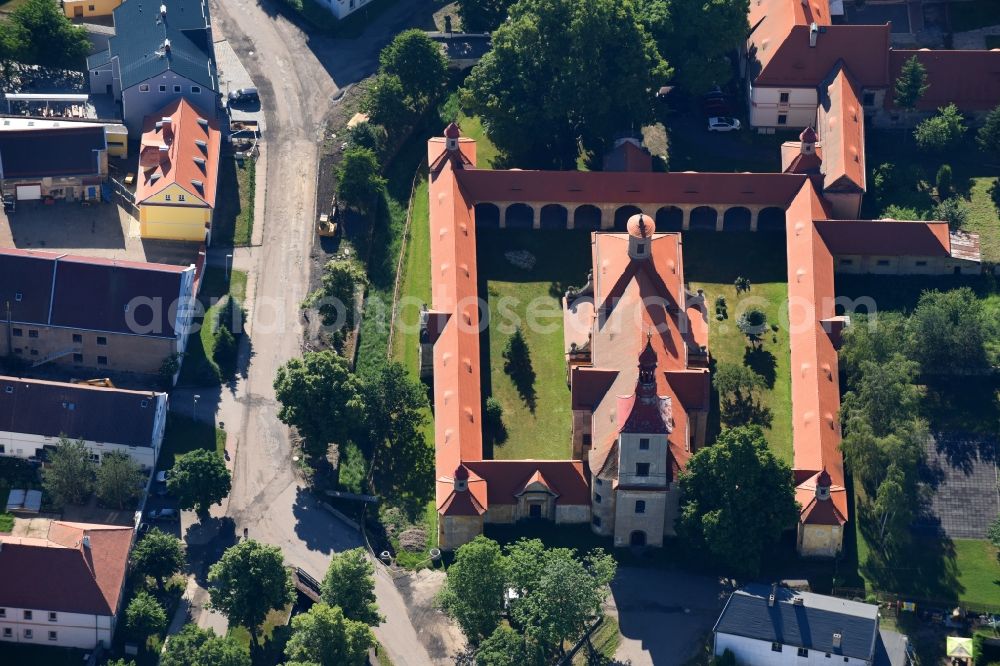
[886, 50, 1000, 111]
[819, 65, 866, 192]
[748, 0, 832, 79]
[814, 219, 951, 256]
[136, 98, 221, 208]
[0, 521, 132, 615]
[753, 24, 890, 88]
[464, 460, 591, 505]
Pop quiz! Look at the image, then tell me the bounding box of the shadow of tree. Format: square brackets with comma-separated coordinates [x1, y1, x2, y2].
[743, 346, 777, 389]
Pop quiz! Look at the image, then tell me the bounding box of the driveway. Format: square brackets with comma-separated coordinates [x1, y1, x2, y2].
[608, 567, 726, 666]
[195, 0, 453, 663]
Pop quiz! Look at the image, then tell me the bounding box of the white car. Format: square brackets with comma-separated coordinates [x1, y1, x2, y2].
[708, 117, 741, 132]
[155, 470, 169, 483]
[149, 508, 178, 522]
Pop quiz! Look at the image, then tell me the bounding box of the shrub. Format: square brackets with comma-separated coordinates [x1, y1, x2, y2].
[933, 197, 968, 230]
[936, 164, 953, 197]
[881, 204, 922, 220]
[914, 104, 966, 153]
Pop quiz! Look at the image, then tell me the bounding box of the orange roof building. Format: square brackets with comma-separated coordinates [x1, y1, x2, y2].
[423, 120, 980, 556]
[135, 98, 221, 244]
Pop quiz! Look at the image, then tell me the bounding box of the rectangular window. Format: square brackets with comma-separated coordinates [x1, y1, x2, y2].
[636, 462, 650, 477]
[73, 353, 84, 363]
[88, 453, 100, 463]
[876, 259, 890, 266]
[779, 91, 790, 103]
[639, 438, 650, 450]
[863, 91, 875, 106]
[23, 611, 32, 620]
[173, 85, 182, 93]
[48, 631, 57, 641]
[772, 642, 782, 652]
[140, 84, 150, 92]
[915, 260, 927, 267]
[97, 336, 107, 346]
[798, 648, 809, 657]
[23, 629, 31, 639]
[72, 334, 83, 343]
[777, 114, 788, 125]
[635, 500, 646, 514]
[592, 515, 601, 527]
[88, 3, 94, 9]
[97, 356, 108, 366]
[178, 195, 186, 202]
[192, 86, 201, 94]
[12, 328, 22, 337]
[159, 84, 167, 92]
[839, 259, 853, 266]
[594, 493, 602, 503]
[29, 349, 38, 356]
[48, 612, 57, 622]
[28, 330, 38, 338]
[165, 194, 172, 201]
[2, 628, 10, 638]
[0, 608, 5, 617]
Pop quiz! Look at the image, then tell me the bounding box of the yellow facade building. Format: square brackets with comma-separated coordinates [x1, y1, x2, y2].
[135, 99, 221, 244]
[62, 0, 122, 18]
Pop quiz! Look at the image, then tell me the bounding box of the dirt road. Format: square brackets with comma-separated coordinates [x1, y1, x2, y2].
[201, 0, 448, 663]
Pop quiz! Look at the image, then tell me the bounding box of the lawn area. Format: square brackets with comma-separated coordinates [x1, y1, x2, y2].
[228, 602, 292, 663]
[213, 152, 256, 247]
[390, 175, 431, 377]
[683, 232, 794, 464]
[862, 129, 1000, 262]
[571, 615, 621, 665]
[950, 0, 1000, 32]
[178, 267, 248, 386]
[478, 229, 594, 460]
[158, 413, 227, 471]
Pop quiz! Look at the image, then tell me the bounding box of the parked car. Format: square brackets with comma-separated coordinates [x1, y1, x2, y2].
[227, 87, 259, 103]
[149, 508, 178, 522]
[708, 117, 741, 132]
[155, 470, 169, 483]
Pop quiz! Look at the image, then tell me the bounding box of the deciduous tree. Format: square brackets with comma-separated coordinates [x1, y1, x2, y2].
[907, 287, 992, 372]
[284, 602, 375, 666]
[131, 528, 185, 591]
[336, 147, 386, 213]
[303, 260, 368, 330]
[461, 0, 670, 167]
[652, 0, 748, 95]
[893, 54, 929, 110]
[476, 625, 540, 666]
[933, 197, 968, 230]
[168, 448, 231, 519]
[456, 0, 515, 31]
[207, 540, 295, 649]
[321, 548, 382, 626]
[274, 350, 365, 458]
[677, 426, 798, 575]
[96, 451, 143, 509]
[43, 438, 95, 506]
[8, 0, 90, 70]
[160, 624, 250, 666]
[439, 536, 507, 643]
[713, 363, 771, 428]
[914, 103, 966, 153]
[841, 356, 921, 437]
[360, 73, 414, 135]
[977, 104, 1000, 156]
[377, 29, 449, 112]
[125, 590, 167, 641]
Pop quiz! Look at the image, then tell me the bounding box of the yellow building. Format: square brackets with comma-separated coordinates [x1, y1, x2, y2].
[62, 0, 122, 18]
[135, 99, 221, 244]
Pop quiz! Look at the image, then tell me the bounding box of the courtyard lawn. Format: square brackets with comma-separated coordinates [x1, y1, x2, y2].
[178, 267, 248, 386]
[158, 413, 227, 472]
[862, 130, 1000, 262]
[390, 176, 431, 377]
[683, 232, 794, 464]
[479, 229, 594, 460]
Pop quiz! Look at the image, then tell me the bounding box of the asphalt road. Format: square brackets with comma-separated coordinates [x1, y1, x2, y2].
[196, 0, 443, 663]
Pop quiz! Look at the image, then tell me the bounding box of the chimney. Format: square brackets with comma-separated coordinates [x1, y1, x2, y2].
[768, 583, 777, 607]
[832, 633, 843, 649]
[809, 22, 819, 47]
[82, 535, 91, 549]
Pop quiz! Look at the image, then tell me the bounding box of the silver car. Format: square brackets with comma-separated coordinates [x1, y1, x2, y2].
[708, 117, 741, 132]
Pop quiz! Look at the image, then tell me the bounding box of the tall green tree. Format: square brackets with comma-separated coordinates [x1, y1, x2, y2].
[274, 350, 365, 458]
[476, 625, 540, 666]
[977, 104, 1000, 156]
[284, 602, 375, 666]
[841, 356, 921, 438]
[677, 426, 799, 575]
[303, 260, 368, 330]
[907, 287, 992, 372]
[321, 548, 382, 626]
[439, 536, 507, 643]
[377, 29, 449, 112]
[713, 363, 771, 428]
[131, 528, 185, 591]
[160, 624, 250, 666]
[461, 0, 670, 167]
[336, 147, 386, 214]
[125, 590, 168, 642]
[360, 73, 414, 135]
[893, 54, 929, 110]
[207, 540, 295, 650]
[96, 451, 143, 509]
[43, 438, 95, 506]
[456, 0, 515, 31]
[168, 448, 231, 519]
[360, 362, 433, 501]
[8, 0, 90, 70]
[837, 312, 906, 374]
[914, 103, 966, 153]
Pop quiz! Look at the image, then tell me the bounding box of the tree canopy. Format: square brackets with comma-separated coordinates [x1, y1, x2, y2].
[360, 73, 414, 135]
[274, 350, 365, 458]
[456, 0, 515, 31]
[96, 451, 143, 510]
[677, 425, 798, 575]
[460, 0, 670, 167]
[377, 29, 449, 112]
[131, 528, 185, 591]
[320, 548, 382, 626]
[914, 103, 966, 153]
[207, 540, 295, 646]
[0, 0, 90, 70]
[713, 363, 771, 428]
[125, 590, 168, 641]
[43, 438, 95, 506]
[336, 147, 386, 213]
[438, 535, 507, 643]
[284, 602, 376, 666]
[907, 287, 992, 373]
[160, 624, 250, 666]
[168, 448, 231, 519]
[360, 361, 434, 502]
[977, 104, 1000, 156]
[476, 625, 540, 666]
[303, 259, 368, 331]
[893, 55, 929, 110]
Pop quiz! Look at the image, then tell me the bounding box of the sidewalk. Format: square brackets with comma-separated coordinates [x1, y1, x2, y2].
[162, 576, 229, 647]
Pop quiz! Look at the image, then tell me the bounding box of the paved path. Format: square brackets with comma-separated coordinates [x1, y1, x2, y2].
[180, 0, 449, 662]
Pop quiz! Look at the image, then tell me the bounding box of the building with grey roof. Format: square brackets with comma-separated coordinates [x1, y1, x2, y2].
[713, 584, 909, 666]
[86, 0, 218, 134]
[0, 377, 167, 470]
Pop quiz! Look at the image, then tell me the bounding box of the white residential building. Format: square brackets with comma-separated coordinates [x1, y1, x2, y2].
[0, 377, 167, 470]
[0, 521, 133, 650]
